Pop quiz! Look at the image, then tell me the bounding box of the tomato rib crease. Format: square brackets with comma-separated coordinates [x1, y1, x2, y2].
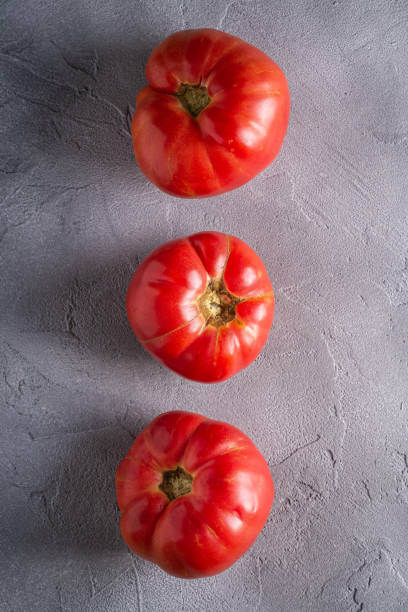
[142, 315, 201, 344]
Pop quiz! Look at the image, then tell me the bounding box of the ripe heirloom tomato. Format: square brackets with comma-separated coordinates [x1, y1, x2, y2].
[132, 28, 290, 197]
[116, 410, 274, 578]
[126, 231, 274, 383]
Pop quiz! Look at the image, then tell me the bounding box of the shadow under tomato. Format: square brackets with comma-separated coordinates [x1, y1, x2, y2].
[4, 416, 150, 556]
[2, 31, 162, 178]
[4, 31, 176, 368]
[47, 421, 146, 555]
[12, 244, 176, 370]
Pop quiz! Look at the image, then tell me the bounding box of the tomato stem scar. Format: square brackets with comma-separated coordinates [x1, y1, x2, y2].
[159, 466, 193, 501]
[176, 82, 211, 117]
[198, 279, 241, 328]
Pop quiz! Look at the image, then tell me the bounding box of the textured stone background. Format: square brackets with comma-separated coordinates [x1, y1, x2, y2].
[1, 0, 407, 610]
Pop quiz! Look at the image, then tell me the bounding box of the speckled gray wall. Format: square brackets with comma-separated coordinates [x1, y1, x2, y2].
[1, 0, 408, 610]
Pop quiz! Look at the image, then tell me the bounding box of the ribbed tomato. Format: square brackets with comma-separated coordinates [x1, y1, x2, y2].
[126, 231, 274, 383]
[132, 28, 290, 197]
[116, 410, 274, 578]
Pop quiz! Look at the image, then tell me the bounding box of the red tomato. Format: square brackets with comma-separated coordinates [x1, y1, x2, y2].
[126, 231, 274, 383]
[132, 28, 290, 197]
[116, 410, 274, 578]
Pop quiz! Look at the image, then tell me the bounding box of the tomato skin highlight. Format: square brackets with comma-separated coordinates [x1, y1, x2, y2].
[131, 29, 290, 197]
[126, 231, 274, 383]
[116, 411, 274, 578]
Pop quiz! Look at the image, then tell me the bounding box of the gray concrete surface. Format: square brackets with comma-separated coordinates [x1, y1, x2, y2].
[1, 0, 407, 610]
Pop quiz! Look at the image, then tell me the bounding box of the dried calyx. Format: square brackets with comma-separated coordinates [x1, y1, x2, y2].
[159, 466, 193, 502]
[198, 279, 241, 328]
[176, 82, 211, 117]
